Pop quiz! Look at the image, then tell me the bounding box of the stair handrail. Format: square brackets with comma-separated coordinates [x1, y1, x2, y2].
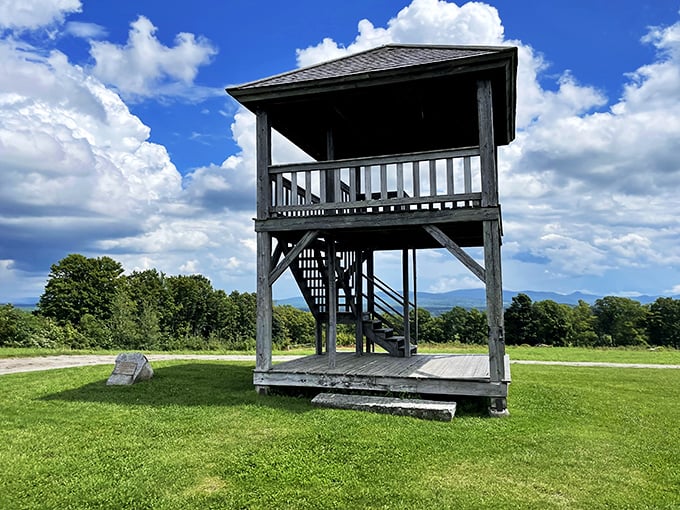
[362, 273, 417, 343]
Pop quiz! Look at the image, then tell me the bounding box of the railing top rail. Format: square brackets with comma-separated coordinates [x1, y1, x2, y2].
[269, 146, 480, 174]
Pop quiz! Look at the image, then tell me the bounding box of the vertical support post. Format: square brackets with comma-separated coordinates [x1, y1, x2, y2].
[484, 220, 506, 411]
[412, 249, 418, 346]
[326, 239, 337, 368]
[477, 79, 498, 207]
[355, 249, 364, 356]
[325, 128, 335, 206]
[255, 110, 272, 388]
[402, 249, 411, 357]
[315, 319, 323, 355]
[366, 250, 375, 353]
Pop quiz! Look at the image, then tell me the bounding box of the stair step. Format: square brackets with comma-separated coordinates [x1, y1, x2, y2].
[312, 393, 456, 421]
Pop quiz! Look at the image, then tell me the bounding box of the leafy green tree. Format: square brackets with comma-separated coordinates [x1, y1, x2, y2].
[533, 300, 572, 346]
[38, 254, 124, 325]
[439, 306, 487, 344]
[592, 296, 648, 346]
[647, 297, 680, 348]
[504, 293, 538, 345]
[567, 300, 597, 346]
[166, 274, 215, 338]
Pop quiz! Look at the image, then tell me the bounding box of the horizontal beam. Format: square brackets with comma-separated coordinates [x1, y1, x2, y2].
[255, 207, 500, 233]
[269, 147, 480, 174]
[253, 370, 509, 398]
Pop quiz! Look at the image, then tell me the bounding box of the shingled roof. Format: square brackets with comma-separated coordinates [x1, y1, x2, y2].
[227, 44, 517, 159]
[233, 45, 504, 90]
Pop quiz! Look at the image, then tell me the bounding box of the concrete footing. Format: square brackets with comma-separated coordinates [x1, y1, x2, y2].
[311, 392, 457, 421]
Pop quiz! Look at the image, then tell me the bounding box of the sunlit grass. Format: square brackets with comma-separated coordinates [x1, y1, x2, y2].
[1, 360, 678, 509]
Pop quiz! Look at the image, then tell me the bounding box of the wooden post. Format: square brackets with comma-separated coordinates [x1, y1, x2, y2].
[325, 128, 335, 206]
[412, 249, 418, 346]
[484, 219, 506, 410]
[326, 239, 337, 368]
[355, 249, 364, 355]
[366, 250, 375, 353]
[315, 319, 323, 355]
[402, 248, 411, 357]
[255, 110, 272, 390]
[477, 79, 498, 208]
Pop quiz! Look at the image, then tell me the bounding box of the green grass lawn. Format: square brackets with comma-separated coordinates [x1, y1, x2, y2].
[1, 360, 678, 509]
[3, 344, 680, 365]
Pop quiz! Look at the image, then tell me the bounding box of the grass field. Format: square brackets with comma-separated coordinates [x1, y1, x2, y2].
[1, 357, 678, 509]
[2, 344, 680, 364]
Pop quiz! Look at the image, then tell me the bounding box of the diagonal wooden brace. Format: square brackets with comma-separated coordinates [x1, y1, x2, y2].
[422, 225, 486, 282]
[269, 230, 319, 284]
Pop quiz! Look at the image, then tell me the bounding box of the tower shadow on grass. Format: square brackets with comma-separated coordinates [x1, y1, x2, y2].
[40, 362, 312, 413]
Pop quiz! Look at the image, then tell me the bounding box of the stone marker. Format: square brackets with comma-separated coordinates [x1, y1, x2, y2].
[107, 352, 154, 386]
[311, 393, 457, 421]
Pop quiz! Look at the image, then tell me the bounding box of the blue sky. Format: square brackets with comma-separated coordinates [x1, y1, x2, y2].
[1, 0, 680, 303]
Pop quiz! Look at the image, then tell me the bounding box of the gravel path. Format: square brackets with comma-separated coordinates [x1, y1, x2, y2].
[1, 354, 678, 375]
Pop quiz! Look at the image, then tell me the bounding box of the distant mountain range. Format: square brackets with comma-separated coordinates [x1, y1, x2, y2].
[7, 290, 678, 316]
[276, 289, 679, 315]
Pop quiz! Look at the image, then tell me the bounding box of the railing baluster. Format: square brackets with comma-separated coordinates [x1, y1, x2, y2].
[276, 173, 283, 206]
[364, 165, 372, 206]
[397, 162, 404, 198]
[320, 169, 327, 203]
[412, 161, 420, 210]
[291, 172, 298, 205]
[446, 158, 454, 196]
[464, 156, 472, 207]
[429, 159, 437, 196]
[305, 171, 312, 204]
[380, 164, 387, 200]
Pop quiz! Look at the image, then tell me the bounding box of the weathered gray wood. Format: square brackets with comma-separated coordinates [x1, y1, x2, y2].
[412, 249, 418, 345]
[326, 240, 337, 368]
[364, 165, 372, 198]
[380, 164, 388, 199]
[256, 206, 499, 232]
[355, 249, 364, 355]
[412, 161, 420, 198]
[272, 192, 481, 213]
[255, 111, 272, 374]
[269, 147, 480, 174]
[396, 162, 404, 198]
[253, 352, 511, 398]
[256, 232, 272, 372]
[305, 171, 312, 204]
[463, 156, 472, 194]
[315, 319, 323, 355]
[429, 159, 437, 196]
[311, 393, 457, 421]
[484, 219, 505, 384]
[269, 230, 319, 284]
[477, 79, 497, 207]
[402, 248, 411, 357]
[423, 225, 486, 282]
[256, 110, 271, 220]
[446, 158, 454, 195]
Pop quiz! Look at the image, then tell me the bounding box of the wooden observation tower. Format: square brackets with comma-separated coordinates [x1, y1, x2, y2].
[228, 44, 517, 414]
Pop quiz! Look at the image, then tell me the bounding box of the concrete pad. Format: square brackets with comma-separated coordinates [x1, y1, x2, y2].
[312, 392, 456, 421]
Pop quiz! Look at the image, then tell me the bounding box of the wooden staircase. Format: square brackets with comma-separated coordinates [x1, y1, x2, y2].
[282, 236, 417, 357]
[363, 316, 417, 357]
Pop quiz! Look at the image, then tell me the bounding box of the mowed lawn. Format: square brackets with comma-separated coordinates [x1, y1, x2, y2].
[1, 359, 678, 509]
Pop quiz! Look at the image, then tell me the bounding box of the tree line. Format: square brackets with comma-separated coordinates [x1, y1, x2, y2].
[1, 254, 679, 350]
[0, 254, 314, 351]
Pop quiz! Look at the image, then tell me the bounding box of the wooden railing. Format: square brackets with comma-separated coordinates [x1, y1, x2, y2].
[268, 147, 482, 217]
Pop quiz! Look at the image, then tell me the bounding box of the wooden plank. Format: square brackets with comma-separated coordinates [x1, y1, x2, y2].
[305, 171, 312, 204]
[412, 161, 420, 198]
[364, 165, 372, 198]
[429, 159, 437, 196]
[463, 157, 472, 194]
[402, 249, 411, 357]
[396, 162, 404, 198]
[254, 369, 508, 398]
[446, 158, 454, 195]
[423, 224, 486, 282]
[256, 206, 499, 232]
[327, 240, 337, 368]
[269, 230, 319, 284]
[256, 232, 272, 373]
[256, 110, 271, 220]
[477, 79, 498, 207]
[269, 147, 481, 174]
[272, 192, 481, 213]
[484, 219, 505, 383]
[380, 164, 388, 200]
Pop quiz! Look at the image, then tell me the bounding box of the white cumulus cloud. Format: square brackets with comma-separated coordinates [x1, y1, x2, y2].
[89, 15, 220, 101]
[0, 0, 81, 31]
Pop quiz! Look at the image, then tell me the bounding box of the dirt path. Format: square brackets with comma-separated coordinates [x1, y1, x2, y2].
[1, 354, 679, 376]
